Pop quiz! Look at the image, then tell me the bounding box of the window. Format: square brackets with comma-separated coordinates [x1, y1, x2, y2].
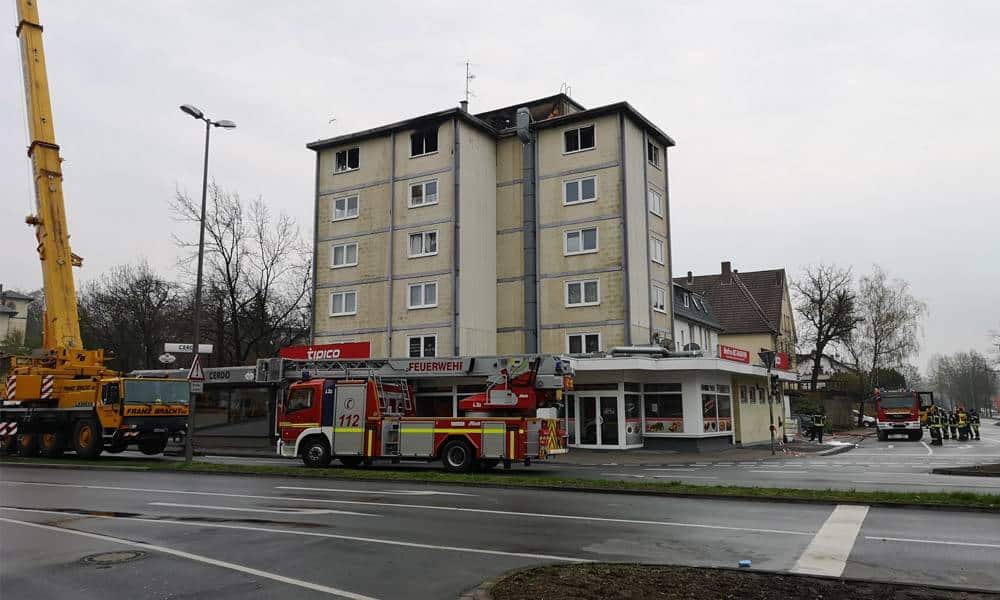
[407, 334, 437, 358]
[648, 189, 663, 216]
[565, 279, 600, 307]
[740, 385, 749, 404]
[563, 176, 597, 205]
[683, 293, 690, 308]
[702, 384, 732, 432]
[329, 290, 357, 316]
[331, 242, 358, 268]
[564, 227, 598, 255]
[650, 237, 665, 265]
[410, 128, 439, 157]
[647, 141, 661, 168]
[286, 389, 313, 412]
[652, 286, 666, 313]
[748, 386, 757, 404]
[567, 333, 600, 354]
[409, 180, 439, 207]
[563, 124, 595, 153]
[408, 281, 438, 309]
[333, 195, 359, 221]
[408, 231, 438, 257]
[334, 147, 359, 173]
[692, 296, 702, 310]
[643, 382, 683, 434]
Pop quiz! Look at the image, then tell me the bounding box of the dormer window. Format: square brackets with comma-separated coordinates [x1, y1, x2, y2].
[683, 293, 690, 308]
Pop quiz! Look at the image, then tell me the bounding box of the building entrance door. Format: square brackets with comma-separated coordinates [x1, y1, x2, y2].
[573, 394, 620, 447]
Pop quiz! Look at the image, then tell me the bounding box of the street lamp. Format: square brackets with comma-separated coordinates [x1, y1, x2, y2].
[179, 104, 236, 462]
[758, 350, 777, 455]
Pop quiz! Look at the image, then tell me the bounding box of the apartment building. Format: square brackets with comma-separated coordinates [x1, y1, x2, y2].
[0, 288, 32, 342]
[307, 94, 676, 358]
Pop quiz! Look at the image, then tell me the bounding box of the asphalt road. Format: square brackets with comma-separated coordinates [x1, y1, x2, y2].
[1, 465, 999, 599]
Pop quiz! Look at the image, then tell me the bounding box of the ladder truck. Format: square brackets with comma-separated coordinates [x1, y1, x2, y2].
[258, 355, 572, 472]
[0, 0, 189, 458]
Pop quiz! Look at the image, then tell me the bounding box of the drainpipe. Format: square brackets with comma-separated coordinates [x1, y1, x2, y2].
[663, 145, 674, 343]
[310, 152, 320, 343]
[641, 130, 653, 343]
[521, 129, 538, 353]
[385, 132, 396, 356]
[618, 113, 631, 346]
[452, 118, 461, 355]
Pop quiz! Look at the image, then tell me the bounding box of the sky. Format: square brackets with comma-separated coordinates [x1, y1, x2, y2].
[2, 1, 998, 368]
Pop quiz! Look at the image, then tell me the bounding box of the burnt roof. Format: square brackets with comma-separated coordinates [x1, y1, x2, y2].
[672, 283, 723, 331]
[306, 107, 495, 151]
[675, 268, 787, 335]
[475, 93, 585, 130]
[529, 101, 676, 148]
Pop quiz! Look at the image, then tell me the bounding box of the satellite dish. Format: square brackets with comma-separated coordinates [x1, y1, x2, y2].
[159, 353, 176, 365]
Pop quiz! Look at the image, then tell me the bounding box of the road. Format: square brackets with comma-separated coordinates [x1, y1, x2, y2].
[1, 465, 998, 599]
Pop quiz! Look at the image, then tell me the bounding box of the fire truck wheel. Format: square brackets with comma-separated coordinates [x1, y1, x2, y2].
[17, 433, 39, 457]
[339, 456, 362, 468]
[876, 430, 888, 442]
[442, 439, 475, 473]
[480, 459, 500, 471]
[39, 431, 65, 458]
[301, 437, 331, 468]
[0, 434, 16, 455]
[138, 437, 168, 455]
[73, 420, 103, 459]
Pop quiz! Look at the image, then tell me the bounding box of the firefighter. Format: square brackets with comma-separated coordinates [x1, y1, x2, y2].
[941, 409, 950, 439]
[948, 409, 959, 440]
[969, 408, 981, 441]
[927, 405, 943, 446]
[808, 412, 826, 443]
[956, 407, 970, 441]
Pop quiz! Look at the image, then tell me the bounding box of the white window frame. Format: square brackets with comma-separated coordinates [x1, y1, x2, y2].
[652, 285, 667, 313]
[647, 188, 663, 217]
[565, 279, 600, 307]
[408, 179, 439, 208]
[407, 230, 439, 258]
[563, 227, 599, 256]
[330, 242, 358, 269]
[650, 236, 665, 265]
[334, 147, 360, 173]
[332, 194, 359, 222]
[562, 123, 596, 154]
[407, 281, 438, 310]
[409, 128, 439, 158]
[647, 141, 661, 169]
[562, 175, 598, 206]
[566, 332, 601, 354]
[683, 293, 690, 308]
[407, 334, 437, 358]
[329, 290, 358, 317]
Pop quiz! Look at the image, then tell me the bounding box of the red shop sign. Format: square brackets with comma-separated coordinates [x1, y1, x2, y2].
[719, 345, 750, 364]
[775, 352, 790, 370]
[278, 342, 371, 360]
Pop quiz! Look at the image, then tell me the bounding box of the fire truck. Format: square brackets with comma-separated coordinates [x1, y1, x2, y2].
[257, 355, 572, 472]
[874, 389, 925, 441]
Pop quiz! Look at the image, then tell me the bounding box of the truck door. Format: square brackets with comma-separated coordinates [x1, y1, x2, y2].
[96, 381, 122, 428]
[333, 383, 366, 456]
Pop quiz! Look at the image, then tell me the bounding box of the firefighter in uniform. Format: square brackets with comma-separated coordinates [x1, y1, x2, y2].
[808, 413, 826, 443]
[948, 409, 959, 440]
[928, 405, 943, 446]
[942, 409, 951, 440]
[956, 407, 970, 441]
[969, 408, 981, 441]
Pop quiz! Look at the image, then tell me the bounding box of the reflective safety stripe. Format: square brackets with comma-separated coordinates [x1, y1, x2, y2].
[508, 431, 515, 458]
[399, 428, 481, 434]
[333, 427, 363, 433]
[279, 422, 320, 428]
[366, 430, 373, 456]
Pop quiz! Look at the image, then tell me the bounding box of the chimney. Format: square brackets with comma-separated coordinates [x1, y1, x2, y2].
[686, 271, 693, 285]
[721, 261, 732, 283]
[459, 100, 469, 112]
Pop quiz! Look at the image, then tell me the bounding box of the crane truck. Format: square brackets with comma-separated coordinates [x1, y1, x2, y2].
[0, 0, 189, 458]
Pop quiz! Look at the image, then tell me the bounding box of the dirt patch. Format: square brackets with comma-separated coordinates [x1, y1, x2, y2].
[933, 463, 1000, 477]
[487, 564, 1000, 600]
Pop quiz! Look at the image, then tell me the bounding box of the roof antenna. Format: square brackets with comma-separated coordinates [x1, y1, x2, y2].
[560, 82, 572, 97]
[462, 61, 477, 111]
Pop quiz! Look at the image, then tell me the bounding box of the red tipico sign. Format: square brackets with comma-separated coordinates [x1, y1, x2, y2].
[719, 345, 750, 364]
[279, 342, 371, 360]
[775, 352, 790, 370]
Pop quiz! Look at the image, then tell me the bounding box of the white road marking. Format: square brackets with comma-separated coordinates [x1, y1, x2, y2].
[275, 486, 476, 497]
[149, 502, 375, 517]
[643, 468, 697, 472]
[0, 462, 150, 470]
[920, 441, 933, 455]
[652, 475, 718, 480]
[0, 506, 590, 564]
[0, 515, 377, 599]
[791, 505, 869, 577]
[750, 470, 808, 474]
[851, 479, 1000, 489]
[866, 536, 1000, 550]
[601, 473, 646, 478]
[0, 482, 812, 536]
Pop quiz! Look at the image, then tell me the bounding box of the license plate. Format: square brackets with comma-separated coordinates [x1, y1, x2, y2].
[153, 428, 166, 433]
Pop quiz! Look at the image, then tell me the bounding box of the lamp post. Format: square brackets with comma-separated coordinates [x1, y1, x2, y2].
[758, 350, 777, 455]
[179, 104, 235, 462]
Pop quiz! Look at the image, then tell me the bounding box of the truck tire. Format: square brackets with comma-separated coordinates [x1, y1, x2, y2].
[138, 437, 168, 456]
[339, 456, 362, 468]
[39, 431, 65, 458]
[908, 431, 923, 442]
[0, 435, 16, 455]
[441, 439, 475, 473]
[72, 420, 103, 459]
[301, 437, 331, 468]
[17, 432, 39, 457]
[877, 430, 888, 441]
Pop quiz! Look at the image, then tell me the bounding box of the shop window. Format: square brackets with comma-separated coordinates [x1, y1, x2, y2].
[643, 383, 683, 434]
[624, 382, 641, 393]
[702, 385, 733, 433]
[625, 393, 642, 446]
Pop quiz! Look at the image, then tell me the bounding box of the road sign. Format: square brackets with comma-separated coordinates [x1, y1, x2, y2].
[165, 342, 214, 354]
[189, 381, 204, 394]
[187, 355, 205, 381]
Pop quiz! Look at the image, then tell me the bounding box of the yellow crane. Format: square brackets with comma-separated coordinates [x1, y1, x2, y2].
[1, 0, 189, 458]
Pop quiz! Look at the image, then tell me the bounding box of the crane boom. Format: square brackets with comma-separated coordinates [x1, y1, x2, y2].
[15, 0, 89, 357]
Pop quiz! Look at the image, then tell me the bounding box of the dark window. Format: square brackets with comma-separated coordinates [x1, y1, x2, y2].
[408, 335, 437, 358]
[411, 128, 439, 156]
[286, 389, 313, 412]
[568, 333, 599, 354]
[335, 147, 359, 172]
[647, 141, 660, 167]
[563, 125, 595, 153]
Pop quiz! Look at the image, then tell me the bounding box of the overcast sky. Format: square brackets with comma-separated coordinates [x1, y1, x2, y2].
[2, 1, 998, 368]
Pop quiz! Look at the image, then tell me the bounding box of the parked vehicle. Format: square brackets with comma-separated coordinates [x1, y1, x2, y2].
[874, 389, 923, 441]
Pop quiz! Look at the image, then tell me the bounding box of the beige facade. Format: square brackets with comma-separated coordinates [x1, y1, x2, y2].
[0, 290, 32, 341]
[307, 94, 675, 358]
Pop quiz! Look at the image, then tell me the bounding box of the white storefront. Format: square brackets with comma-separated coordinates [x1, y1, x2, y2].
[561, 355, 797, 451]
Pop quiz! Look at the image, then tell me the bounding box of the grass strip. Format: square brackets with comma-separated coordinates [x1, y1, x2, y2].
[2, 456, 998, 510]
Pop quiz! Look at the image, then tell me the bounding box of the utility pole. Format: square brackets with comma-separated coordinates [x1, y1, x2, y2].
[759, 350, 777, 455]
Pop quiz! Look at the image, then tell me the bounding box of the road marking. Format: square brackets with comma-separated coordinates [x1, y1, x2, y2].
[601, 473, 647, 478]
[652, 475, 718, 480]
[643, 468, 697, 472]
[0, 482, 812, 536]
[851, 479, 1000, 489]
[0, 507, 590, 564]
[0, 462, 151, 470]
[0, 515, 377, 599]
[750, 470, 807, 474]
[149, 502, 375, 517]
[791, 505, 869, 577]
[866, 536, 1000, 550]
[275, 486, 476, 497]
[920, 441, 933, 455]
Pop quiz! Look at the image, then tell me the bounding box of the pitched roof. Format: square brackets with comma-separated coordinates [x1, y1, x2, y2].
[674, 267, 787, 335]
[0, 290, 33, 301]
[672, 283, 723, 331]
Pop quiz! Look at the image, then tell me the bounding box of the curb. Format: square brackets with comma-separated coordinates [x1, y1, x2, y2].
[2, 459, 997, 513]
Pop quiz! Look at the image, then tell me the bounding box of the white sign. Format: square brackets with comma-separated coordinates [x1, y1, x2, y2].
[187, 355, 205, 381]
[190, 381, 204, 394]
[165, 343, 214, 354]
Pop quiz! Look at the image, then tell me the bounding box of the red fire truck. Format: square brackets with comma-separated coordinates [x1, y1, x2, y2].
[874, 389, 924, 441]
[257, 355, 572, 472]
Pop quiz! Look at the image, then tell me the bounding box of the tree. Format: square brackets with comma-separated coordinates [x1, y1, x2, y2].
[793, 264, 862, 391]
[170, 183, 311, 365]
[78, 262, 184, 372]
[928, 351, 998, 413]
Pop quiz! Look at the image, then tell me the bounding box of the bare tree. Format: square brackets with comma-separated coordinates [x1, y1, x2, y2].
[928, 351, 998, 414]
[793, 264, 862, 391]
[170, 183, 311, 365]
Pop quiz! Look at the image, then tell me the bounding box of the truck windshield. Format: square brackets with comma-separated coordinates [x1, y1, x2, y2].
[879, 396, 915, 409]
[124, 380, 190, 405]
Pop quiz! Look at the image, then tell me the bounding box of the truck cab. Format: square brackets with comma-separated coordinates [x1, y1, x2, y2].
[875, 389, 923, 441]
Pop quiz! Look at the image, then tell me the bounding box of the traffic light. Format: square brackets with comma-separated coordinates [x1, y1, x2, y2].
[770, 374, 781, 397]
